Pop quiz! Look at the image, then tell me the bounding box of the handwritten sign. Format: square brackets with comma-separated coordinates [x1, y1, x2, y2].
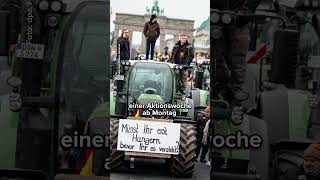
[117, 119, 181, 155]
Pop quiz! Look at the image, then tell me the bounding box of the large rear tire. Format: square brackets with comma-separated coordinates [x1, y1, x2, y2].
[171, 123, 197, 177]
[110, 119, 124, 170]
[271, 149, 304, 180]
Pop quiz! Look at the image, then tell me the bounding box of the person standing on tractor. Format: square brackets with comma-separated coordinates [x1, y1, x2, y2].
[171, 34, 194, 94]
[283, 144, 320, 180]
[143, 14, 160, 60]
[116, 29, 130, 60]
[212, 0, 262, 125]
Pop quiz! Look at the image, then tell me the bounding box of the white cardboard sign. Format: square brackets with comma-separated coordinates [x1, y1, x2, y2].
[117, 119, 181, 155]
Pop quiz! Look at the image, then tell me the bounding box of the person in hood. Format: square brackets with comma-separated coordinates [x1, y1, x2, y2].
[171, 34, 194, 94]
[143, 14, 160, 60]
[116, 29, 130, 60]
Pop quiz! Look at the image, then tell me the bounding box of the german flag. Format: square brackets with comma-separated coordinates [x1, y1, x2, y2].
[80, 149, 93, 176]
[135, 108, 140, 119]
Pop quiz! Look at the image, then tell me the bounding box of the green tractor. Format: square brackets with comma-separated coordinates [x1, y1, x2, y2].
[250, 12, 320, 179]
[210, 7, 320, 180]
[110, 60, 197, 177]
[0, 1, 109, 179]
[209, 9, 271, 180]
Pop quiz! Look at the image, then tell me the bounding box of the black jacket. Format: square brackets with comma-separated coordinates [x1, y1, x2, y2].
[116, 36, 130, 60]
[212, 0, 262, 14]
[283, 166, 320, 180]
[171, 41, 194, 65]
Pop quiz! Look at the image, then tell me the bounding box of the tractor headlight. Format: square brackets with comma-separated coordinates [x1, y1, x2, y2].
[312, 0, 318, 7]
[125, 61, 130, 66]
[121, 61, 126, 66]
[47, 15, 59, 27]
[304, 0, 310, 7]
[51, 0, 62, 12]
[222, 13, 232, 24]
[179, 65, 183, 70]
[211, 12, 220, 24]
[38, 0, 49, 11]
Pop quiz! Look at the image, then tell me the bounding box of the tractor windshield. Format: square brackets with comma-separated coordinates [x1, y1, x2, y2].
[59, 2, 108, 121]
[128, 63, 173, 103]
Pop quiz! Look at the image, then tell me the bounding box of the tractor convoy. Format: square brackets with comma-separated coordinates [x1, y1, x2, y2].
[0, 0, 109, 179]
[210, 5, 320, 180]
[0, 0, 319, 180]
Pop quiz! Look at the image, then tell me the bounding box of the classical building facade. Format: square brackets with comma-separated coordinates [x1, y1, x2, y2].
[112, 13, 194, 56]
[193, 17, 210, 60]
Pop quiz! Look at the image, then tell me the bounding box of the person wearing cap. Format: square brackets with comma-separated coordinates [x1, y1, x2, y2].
[143, 14, 160, 60]
[283, 144, 320, 180]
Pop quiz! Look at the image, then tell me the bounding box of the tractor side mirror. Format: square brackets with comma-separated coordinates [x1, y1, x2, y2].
[0, 11, 9, 56]
[6, 76, 22, 88]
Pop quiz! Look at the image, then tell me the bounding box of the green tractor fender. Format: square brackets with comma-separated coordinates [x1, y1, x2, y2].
[259, 88, 311, 143]
[212, 114, 269, 180]
[192, 89, 209, 108]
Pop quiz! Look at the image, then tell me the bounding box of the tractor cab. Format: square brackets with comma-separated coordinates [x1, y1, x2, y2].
[128, 61, 173, 105]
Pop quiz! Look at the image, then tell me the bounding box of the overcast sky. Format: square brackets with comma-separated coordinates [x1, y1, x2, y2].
[110, 0, 209, 32]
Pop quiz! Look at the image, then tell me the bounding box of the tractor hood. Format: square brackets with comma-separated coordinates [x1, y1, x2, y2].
[137, 93, 164, 105]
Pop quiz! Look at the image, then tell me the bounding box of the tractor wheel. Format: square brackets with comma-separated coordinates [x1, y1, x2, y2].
[110, 118, 124, 170]
[271, 150, 304, 180]
[171, 123, 197, 177]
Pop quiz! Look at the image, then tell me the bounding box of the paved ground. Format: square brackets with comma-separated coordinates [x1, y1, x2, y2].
[111, 157, 211, 180]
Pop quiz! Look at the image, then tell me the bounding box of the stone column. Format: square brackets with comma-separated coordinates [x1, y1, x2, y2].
[141, 34, 146, 54]
[160, 33, 165, 54]
[187, 33, 193, 44]
[112, 27, 120, 52]
[174, 34, 179, 44]
[129, 30, 133, 59]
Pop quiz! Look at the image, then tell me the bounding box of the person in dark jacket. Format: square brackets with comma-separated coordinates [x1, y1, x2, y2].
[143, 14, 160, 60]
[282, 144, 320, 180]
[116, 29, 130, 60]
[171, 34, 194, 94]
[211, 0, 262, 125]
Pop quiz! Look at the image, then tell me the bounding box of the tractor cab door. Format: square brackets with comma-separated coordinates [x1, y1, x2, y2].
[54, 2, 109, 175]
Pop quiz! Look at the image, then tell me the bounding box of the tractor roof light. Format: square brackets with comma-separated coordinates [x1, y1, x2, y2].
[211, 12, 220, 24]
[38, 0, 49, 11]
[304, 0, 310, 7]
[47, 14, 59, 27]
[312, 0, 318, 7]
[51, 0, 62, 12]
[222, 13, 232, 24]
